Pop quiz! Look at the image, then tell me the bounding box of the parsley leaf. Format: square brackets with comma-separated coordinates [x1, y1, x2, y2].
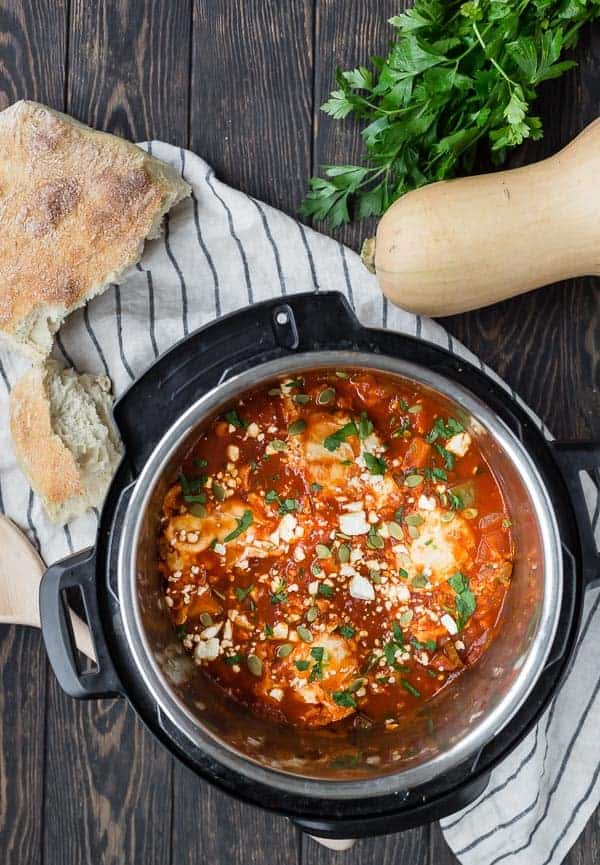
[363, 452, 387, 475]
[300, 2, 600, 227]
[448, 571, 477, 630]
[323, 421, 358, 452]
[223, 510, 253, 543]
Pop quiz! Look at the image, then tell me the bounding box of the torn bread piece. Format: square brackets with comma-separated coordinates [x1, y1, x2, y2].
[9, 361, 122, 524]
[0, 100, 190, 361]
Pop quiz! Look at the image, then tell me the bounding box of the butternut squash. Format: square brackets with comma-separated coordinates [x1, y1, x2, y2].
[362, 119, 600, 316]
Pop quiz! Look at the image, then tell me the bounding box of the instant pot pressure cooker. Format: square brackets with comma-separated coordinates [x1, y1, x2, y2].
[40, 292, 600, 839]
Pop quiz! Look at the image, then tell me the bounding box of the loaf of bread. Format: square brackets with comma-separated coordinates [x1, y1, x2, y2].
[9, 361, 122, 524]
[0, 100, 190, 361]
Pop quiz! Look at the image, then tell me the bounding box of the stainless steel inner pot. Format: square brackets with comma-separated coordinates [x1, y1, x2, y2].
[117, 351, 561, 799]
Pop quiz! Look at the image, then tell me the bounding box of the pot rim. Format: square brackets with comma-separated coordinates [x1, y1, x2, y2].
[117, 350, 562, 799]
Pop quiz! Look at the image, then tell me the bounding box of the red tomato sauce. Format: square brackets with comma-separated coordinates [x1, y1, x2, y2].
[159, 369, 514, 730]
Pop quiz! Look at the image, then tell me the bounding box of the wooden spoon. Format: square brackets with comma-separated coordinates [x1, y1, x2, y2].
[0, 513, 94, 659]
[362, 118, 600, 316]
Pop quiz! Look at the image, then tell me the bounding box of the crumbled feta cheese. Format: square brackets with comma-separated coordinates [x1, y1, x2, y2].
[293, 546, 306, 562]
[246, 422, 260, 438]
[194, 637, 220, 661]
[272, 622, 289, 639]
[223, 620, 233, 641]
[213, 542, 226, 556]
[418, 495, 437, 511]
[200, 622, 223, 639]
[343, 501, 364, 512]
[226, 444, 240, 462]
[308, 581, 319, 596]
[279, 513, 297, 542]
[269, 688, 284, 702]
[446, 432, 472, 457]
[349, 574, 375, 601]
[339, 510, 370, 536]
[441, 613, 459, 635]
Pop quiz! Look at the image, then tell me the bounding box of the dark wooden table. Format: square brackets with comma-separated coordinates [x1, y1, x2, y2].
[1, 2, 598, 864]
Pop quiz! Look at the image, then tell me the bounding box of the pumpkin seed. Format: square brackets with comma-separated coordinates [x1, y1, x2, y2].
[288, 419, 307, 436]
[399, 610, 414, 626]
[188, 502, 206, 517]
[268, 387, 282, 396]
[247, 655, 263, 676]
[463, 507, 479, 520]
[408, 525, 420, 539]
[387, 521, 404, 540]
[317, 387, 336, 405]
[199, 613, 213, 627]
[348, 677, 366, 693]
[406, 514, 425, 527]
[335, 371, 349, 379]
[293, 394, 310, 404]
[405, 474, 424, 488]
[441, 512, 455, 523]
[306, 605, 319, 622]
[337, 543, 351, 563]
[270, 439, 287, 451]
[408, 404, 422, 413]
[213, 483, 226, 502]
[276, 643, 294, 658]
[297, 626, 313, 642]
[316, 543, 331, 559]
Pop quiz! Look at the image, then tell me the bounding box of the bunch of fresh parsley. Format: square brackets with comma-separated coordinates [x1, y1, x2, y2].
[300, 0, 600, 227]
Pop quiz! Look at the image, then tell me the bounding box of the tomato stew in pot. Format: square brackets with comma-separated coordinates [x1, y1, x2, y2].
[159, 369, 514, 731]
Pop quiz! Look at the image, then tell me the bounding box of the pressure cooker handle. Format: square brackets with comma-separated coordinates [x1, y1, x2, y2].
[40, 548, 123, 699]
[113, 291, 361, 474]
[552, 442, 600, 588]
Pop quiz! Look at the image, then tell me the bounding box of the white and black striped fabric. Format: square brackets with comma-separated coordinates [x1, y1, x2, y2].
[0, 142, 598, 864]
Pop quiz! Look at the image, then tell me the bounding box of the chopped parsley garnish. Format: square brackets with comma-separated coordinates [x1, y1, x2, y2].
[235, 585, 254, 603]
[392, 621, 404, 642]
[435, 443, 455, 471]
[293, 394, 310, 404]
[223, 509, 253, 543]
[447, 490, 464, 511]
[195, 458, 208, 468]
[270, 580, 288, 605]
[401, 680, 421, 698]
[394, 507, 404, 522]
[178, 471, 206, 502]
[332, 689, 357, 708]
[398, 568, 409, 579]
[294, 660, 310, 672]
[264, 624, 274, 637]
[224, 409, 247, 429]
[265, 490, 298, 515]
[448, 571, 477, 631]
[412, 573, 428, 589]
[424, 466, 448, 482]
[363, 452, 387, 475]
[323, 421, 358, 452]
[225, 654, 243, 666]
[311, 482, 323, 492]
[309, 646, 327, 682]
[336, 624, 356, 639]
[318, 583, 334, 598]
[175, 624, 186, 641]
[358, 411, 374, 440]
[425, 417, 464, 444]
[411, 636, 437, 653]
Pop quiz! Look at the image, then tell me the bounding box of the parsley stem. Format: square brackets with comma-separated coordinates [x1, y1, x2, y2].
[472, 22, 517, 88]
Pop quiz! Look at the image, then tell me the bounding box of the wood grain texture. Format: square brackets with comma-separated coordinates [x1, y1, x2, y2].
[0, 3, 599, 865]
[42, 681, 172, 865]
[0, 0, 67, 110]
[68, 0, 192, 143]
[171, 762, 300, 865]
[311, 0, 404, 249]
[0, 627, 47, 865]
[190, 0, 313, 214]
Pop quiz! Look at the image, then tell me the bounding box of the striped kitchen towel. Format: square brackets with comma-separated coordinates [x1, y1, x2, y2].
[0, 141, 598, 865]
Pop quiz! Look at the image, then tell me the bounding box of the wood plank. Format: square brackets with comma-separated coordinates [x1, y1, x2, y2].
[0, 2, 67, 864]
[301, 825, 429, 865]
[190, 0, 314, 215]
[42, 3, 191, 864]
[68, 0, 191, 144]
[172, 761, 300, 865]
[311, 0, 403, 251]
[0, 0, 67, 111]
[0, 627, 47, 865]
[170, 5, 313, 862]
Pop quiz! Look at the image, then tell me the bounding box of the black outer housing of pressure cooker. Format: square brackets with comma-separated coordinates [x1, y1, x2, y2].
[40, 292, 600, 839]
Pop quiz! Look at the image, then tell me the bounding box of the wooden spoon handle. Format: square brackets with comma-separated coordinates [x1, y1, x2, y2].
[0, 515, 95, 661]
[364, 119, 600, 316]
